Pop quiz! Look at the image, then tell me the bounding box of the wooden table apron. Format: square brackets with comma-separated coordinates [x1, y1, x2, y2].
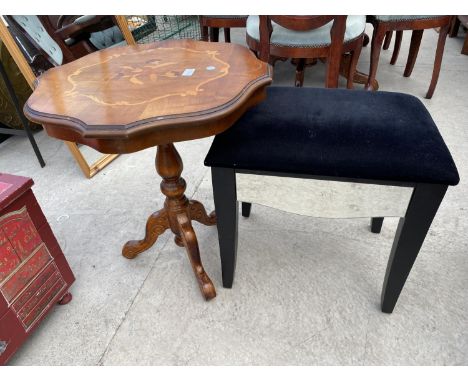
[24, 40, 272, 300]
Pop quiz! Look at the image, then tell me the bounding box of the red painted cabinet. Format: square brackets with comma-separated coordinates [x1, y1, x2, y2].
[0, 173, 74, 365]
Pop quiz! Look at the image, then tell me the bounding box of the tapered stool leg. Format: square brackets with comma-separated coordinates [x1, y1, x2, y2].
[211, 167, 238, 288]
[381, 183, 448, 313]
[241, 202, 252, 218]
[371, 217, 384, 233]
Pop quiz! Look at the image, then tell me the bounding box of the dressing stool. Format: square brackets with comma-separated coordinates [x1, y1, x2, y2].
[204, 86, 459, 313]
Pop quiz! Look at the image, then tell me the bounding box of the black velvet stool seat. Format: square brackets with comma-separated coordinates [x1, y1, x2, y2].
[204, 86, 459, 313]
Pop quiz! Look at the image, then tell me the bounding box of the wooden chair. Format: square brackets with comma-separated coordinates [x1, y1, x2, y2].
[365, 16, 453, 99]
[246, 16, 366, 88]
[204, 86, 459, 313]
[449, 15, 468, 55]
[199, 16, 247, 42]
[37, 16, 125, 61]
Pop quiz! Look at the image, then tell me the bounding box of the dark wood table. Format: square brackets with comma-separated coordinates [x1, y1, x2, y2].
[24, 40, 272, 300]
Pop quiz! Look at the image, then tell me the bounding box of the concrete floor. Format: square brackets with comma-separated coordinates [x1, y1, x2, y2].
[1, 25, 467, 365]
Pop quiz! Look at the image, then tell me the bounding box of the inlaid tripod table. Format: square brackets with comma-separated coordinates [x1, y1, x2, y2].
[24, 40, 272, 300]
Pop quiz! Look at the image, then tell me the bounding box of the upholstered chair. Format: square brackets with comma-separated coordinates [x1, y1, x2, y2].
[246, 15, 366, 87]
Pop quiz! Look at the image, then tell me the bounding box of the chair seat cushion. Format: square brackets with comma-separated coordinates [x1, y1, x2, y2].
[204, 87, 459, 185]
[375, 15, 440, 23]
[89, 26, 125, 50]
[246, 15, 366, 48]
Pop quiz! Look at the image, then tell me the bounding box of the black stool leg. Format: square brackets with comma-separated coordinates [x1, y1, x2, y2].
[241, 202, 252, 218]
[211, 167, 238, 288]
[381, 183, 448, 313]
[371, 217, 384, 233]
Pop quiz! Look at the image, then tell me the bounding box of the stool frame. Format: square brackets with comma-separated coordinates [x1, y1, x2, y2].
[211, 166, 448, 313]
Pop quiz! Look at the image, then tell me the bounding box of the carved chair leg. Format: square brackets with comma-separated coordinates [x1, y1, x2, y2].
[404, 29, 423, 77]
[122, 209, 170, 259]
[371, 217, 384, 233]
[188, 200, 216, 226]
[295, 58, 306, 87]
[426, 23, 450, 99]
[383, 31, 393, 50]
[177, 213, 216, 300]
[224, 27, 231, 43]
[381, 184, 447, 313]
[241, 202, 252, 218]
[366, 26, 386, 90]
[211, 167, 238, 288]
[390, 30, 403, 65]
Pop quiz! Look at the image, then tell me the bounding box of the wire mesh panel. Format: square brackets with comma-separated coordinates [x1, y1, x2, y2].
[125, 16, 201, 43]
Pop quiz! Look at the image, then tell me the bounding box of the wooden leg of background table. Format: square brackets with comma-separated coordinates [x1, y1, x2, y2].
[340, 53, 379, 90]
[122, 209, 170, 259]
[177, 213, 216, 300]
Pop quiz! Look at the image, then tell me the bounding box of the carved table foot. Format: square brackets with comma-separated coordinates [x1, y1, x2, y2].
[177, 213, 216, 300]
[57, 292, 73, 305]
[122, 209, 170, 259]
[188, 200, 216, 226]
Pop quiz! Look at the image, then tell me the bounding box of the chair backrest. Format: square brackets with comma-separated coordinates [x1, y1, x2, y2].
[4, 15, 126, 76]
[258, 15, 347, 88]
[6, 16, 64, 68]
[43, 15, 124, 52]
